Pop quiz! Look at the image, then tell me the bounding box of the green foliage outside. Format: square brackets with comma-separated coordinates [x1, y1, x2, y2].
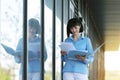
[0, 66, 11, 80]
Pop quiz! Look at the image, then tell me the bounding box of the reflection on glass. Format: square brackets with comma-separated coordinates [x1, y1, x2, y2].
[55, 0, 62, 80]
[0, 0, 47, 80]
[27, 0, 48, 80]
[15, 18, 47, 80]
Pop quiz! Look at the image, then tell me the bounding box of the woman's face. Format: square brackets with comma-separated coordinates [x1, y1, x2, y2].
[70, 25, 81, 35]
[29, 26, 37, 37]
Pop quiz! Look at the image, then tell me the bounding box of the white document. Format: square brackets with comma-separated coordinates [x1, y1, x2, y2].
[59, 42, 88, 59]
[59, 42, 76, 52]
[59, 42, 105, 60]
[93, 42, 105, 54]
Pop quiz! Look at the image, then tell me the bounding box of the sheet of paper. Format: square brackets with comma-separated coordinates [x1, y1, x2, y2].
[59, 42, 76, 52]
[1, 43, 16, 56]
[93, 42, 105, 54]
[1, 43, 22, 56]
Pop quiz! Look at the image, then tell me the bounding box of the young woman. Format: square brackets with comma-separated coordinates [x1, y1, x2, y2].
[15, 18, 47, 80]
[61, 17, 94, 80]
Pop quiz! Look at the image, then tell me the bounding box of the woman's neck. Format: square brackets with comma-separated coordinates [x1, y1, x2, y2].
[73, 33, 81, 41]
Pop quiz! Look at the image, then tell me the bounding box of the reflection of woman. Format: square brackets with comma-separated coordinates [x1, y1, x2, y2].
[15, 18, 47, 80]
[61, 17, 94, 80]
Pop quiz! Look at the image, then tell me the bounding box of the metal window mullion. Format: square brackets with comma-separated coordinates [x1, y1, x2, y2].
[40, 0, 45, 80]
[61, 0, 64, 42]
[52, 0, 56, 80]
[68, 0, 70, 19]
[61, 0, 64, 80]
[23, 0, 28, 80]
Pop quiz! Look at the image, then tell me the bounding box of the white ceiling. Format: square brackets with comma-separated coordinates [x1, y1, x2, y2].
[89, 0, 120, 51]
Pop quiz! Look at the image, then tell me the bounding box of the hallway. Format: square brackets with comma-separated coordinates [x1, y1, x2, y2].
[0, 0, 120, 80]
[90, 0, 120, 79]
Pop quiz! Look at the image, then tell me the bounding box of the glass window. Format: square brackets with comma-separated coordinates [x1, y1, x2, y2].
[69, 1, 74, 18]
[56, 0, 62, 80]
[0, 0, 45, 80]
[63, 0, 69, 39]
[44, 0, 53, 80]
[0, 0, 75, 80]
[0, 0, 23, 80]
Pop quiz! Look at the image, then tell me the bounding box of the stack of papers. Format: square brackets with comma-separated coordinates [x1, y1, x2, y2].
[59, 42, 76, 52]
[59, 42, 88, 59]
[59, 42, 105, 59]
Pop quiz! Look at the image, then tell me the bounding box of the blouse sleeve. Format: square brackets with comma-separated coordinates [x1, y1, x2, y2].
[83, 37, 94, 64]
[14, 38, 23, 63]
[61, 54, 68, 62]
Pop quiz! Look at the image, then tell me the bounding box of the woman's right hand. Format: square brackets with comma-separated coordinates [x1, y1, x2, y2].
[60, 51, 67, 55]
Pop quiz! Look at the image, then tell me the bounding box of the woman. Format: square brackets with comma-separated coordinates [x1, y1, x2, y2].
[61, 17, 94, 80]
[15, 18, 47, 80]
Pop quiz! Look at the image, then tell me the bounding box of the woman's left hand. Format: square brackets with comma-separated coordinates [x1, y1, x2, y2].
[75, 55, 86, 61]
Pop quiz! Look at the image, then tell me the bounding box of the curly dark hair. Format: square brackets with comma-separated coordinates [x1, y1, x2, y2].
[67, 17, 83, 37]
